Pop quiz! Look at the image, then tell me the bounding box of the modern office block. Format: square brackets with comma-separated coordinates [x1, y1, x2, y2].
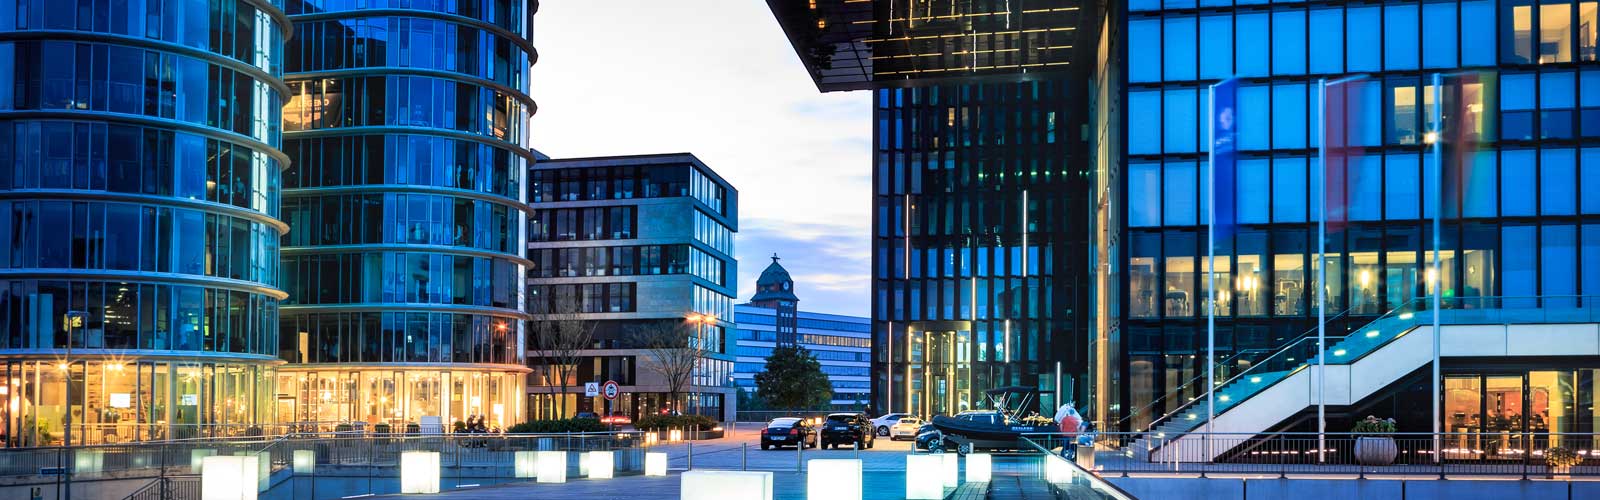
[1106, 0, 1600, 437]
[0, 0, 292, 447]
[276, 0, 537, 431]
[767, 1, 1098, 417]
[526, 153, 738, 421]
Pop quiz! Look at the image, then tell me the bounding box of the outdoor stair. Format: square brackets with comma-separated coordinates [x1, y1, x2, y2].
[1116, 300, 1600, 463]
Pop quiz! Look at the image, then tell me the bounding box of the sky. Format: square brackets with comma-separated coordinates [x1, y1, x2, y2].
[533, 1, 874, 317]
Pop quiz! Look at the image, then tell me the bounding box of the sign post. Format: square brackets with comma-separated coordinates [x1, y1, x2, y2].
[602, 381, 620, 430]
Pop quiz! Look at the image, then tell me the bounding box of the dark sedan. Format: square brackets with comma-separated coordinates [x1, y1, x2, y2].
[760, 417, 816, 450]
[820, 412, 875, 449]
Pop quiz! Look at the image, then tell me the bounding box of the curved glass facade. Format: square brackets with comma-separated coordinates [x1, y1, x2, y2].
[0, 0, 292, 446]
[280, 0, 532, 431]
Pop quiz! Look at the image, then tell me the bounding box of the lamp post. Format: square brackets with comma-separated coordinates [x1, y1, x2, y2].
[60, 310, 86, 500]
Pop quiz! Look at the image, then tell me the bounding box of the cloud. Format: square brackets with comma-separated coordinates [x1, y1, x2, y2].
[734, 218, 870, 317]
[533, 1, 874, 317]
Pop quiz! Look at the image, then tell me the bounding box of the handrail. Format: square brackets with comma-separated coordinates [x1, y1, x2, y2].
[1017, 436, 1139, 500]
[1149, 295, 1600, 436]
[1134, 306, 1367, 434]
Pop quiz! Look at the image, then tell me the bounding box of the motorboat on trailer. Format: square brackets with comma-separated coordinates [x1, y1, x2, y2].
[921, 386, 1075, 454]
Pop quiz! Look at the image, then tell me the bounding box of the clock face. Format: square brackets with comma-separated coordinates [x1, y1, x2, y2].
[782, 282, 791, 290]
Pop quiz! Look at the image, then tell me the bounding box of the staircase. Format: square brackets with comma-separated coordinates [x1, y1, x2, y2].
[1124, 296, 1600, 463]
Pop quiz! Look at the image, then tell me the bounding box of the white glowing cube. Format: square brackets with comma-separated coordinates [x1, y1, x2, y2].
[965, 454, 991, 483]
[806, 459, 861, 500]
[904, 455, 945, 499]
[74, 450, 104, 475]
[514, 450, 539, 478]
[645, 452, 668, 476]
[669, 429, 683, 441]
[1045, 455, 1073, 484]
[292, 450, 315, 474]
[536, 450, 567, 483]
[200, 455, 258, 500]
[940, 453, 959, 488]
[254, 452, 269, 492]
[191, 449, 217, 473]
[399, 451, 440, 494]
[645, 433, 659, 445]
[577, 451, 590, 476]
[587, 451, 614, 479]
[681, 470, 772, 500]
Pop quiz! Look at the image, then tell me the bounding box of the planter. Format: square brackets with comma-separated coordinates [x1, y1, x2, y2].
[1354, 436, 1397, 466]
[1550, 465, 1572, 479]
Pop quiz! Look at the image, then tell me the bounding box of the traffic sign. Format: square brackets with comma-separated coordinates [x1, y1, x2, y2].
[602, 380, 620, 400]
[38, 467, 66, 476]
[584, 382, 600, 397]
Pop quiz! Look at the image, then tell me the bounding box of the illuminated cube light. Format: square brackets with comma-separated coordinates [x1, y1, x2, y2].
[587, 451, 614, 479]
[965, 454, 991, 483]
[200, 455, 258, 500]
[940, 453, 959, 488]
[253, 452, 269, 492]
[645, 433, 659, 446]
[1045, 455, 1073, 484]
[191, 449, 217, 473]
[399, 451, 440, 494]
[645, 452, 668, 476]
[578, 451, 590, 476]
[681, 470, 772, 500]
[74, 450, 104, 475]
[669, 429, 683, 442]
[806, 459, 861, 500]
[535, 450, 567, 483]
[514, 451, 539, 478]
[292, 450, 315, 475]
[904, 455, 944, 500]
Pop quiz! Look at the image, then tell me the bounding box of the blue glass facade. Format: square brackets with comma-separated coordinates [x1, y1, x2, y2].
[872, 80, 1094, 417]
[1114, 0, 1600, 432]
[0, 0, 291, 446]
[277, 0, 533, 430]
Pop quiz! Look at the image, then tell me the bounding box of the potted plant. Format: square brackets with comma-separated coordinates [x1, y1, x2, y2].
[1352, 416, 1398, 466]
[1546, 446, 1581, 478]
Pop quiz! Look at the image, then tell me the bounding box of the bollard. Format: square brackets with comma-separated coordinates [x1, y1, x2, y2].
[743, 443, 748, 471]
[688, 441, 694, 471]
[796, 434, 804, 472]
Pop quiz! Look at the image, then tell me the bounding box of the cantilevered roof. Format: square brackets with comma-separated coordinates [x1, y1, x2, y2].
[767, 0, 1089, 92]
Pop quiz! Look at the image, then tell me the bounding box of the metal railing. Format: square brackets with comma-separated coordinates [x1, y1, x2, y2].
[1015, 436, 1139, 500]
[123, 476, 199, 500]
[735, 410, 842, 424]
[1136, 295, 1600, 438]
[1031, 432, 1600, 479]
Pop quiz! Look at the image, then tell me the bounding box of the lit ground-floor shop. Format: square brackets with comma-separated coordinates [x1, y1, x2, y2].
[527, 388, 732, 422]
[275, 365, 527, 432]
[0, 355, 279, 447]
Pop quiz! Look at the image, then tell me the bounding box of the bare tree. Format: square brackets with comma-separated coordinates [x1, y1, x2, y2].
[628, 318, 707, 415]
[529, 291, 596, 420]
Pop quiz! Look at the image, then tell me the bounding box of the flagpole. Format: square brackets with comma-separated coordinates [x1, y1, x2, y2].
[1206, 98, 1216, 438]
[1429, 73, 1444, 462]
[1315, 79, 1328, 463]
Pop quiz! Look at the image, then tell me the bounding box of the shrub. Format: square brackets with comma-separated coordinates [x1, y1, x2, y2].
[1547, 447, 1582, 468]
[634, 414, 718, 431]
[506, 418, 607, 434]
[1351, 415, 1396, 435]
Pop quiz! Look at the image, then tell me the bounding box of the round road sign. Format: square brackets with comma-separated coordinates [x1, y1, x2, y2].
[602, 380, 620, 400]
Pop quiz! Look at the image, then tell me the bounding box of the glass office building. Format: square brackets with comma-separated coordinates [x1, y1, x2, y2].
[1112, 0, 1600, 433]
[769, 1, 1096, 417]
[278, 0, 534, 431]
[0, 0, 290, 446]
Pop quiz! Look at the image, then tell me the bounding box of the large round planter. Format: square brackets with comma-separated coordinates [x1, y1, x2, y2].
[1354, 436, 1398, 466]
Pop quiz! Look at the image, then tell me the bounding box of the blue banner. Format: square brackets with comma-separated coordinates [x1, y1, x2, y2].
[1209, 79, 1238, 251]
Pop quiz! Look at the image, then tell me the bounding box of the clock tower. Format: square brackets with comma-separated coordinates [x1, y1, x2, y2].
[749, 254, 800, 346]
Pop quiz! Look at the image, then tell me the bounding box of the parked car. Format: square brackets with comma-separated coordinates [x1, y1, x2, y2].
[889, 417, 924, 440]
[870, 412, 911, 436]
[914, 422, 939, 451]
[760, 417, 816, 450]
[820, 412, 875, 449]
[575, 411, 601, 420]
